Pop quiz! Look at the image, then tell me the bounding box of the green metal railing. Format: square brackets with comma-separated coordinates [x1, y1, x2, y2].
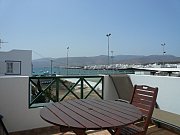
[29, 75, 104, 108]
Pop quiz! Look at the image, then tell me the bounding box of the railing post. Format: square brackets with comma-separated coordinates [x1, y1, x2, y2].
[28, 77, 31, 108]
[102, 76, 104, 99]
[80, 77, 83, 99]
[56, 77, 59, 102]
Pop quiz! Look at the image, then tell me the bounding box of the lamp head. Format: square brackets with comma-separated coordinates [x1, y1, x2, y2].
[161, 43, 165, 46]
[106, 33, 111, 37]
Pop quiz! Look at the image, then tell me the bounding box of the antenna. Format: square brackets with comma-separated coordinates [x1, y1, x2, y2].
[0, 38, 8, 48]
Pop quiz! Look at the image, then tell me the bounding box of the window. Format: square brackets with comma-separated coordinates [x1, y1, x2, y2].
[5, 61, 21, 75]
[6, 62, 13, 73]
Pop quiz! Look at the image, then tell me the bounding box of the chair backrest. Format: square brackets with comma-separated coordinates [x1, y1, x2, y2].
[130, 85, 158, 132]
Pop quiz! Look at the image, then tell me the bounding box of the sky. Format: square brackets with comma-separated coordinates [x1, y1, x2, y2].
[0, 0, 180, 60]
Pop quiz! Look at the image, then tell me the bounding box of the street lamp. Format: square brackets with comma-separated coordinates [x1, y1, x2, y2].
[111, 50, 114, 74]
[67, 46, 69, 75]
[50, 60, 53, 75]
[106, 33, 111, 66]
[161, 43, 166, 67]
[111, 50, 114, 65]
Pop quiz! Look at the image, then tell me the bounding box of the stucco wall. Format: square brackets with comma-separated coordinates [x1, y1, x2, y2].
[103, 75, 119, 100]
[0, 76, 49, 133]
[0, 75, 179, 133]
[129, 74, 180, 115]
[0, 50, 32, 76]
[104, 74, 180, 115]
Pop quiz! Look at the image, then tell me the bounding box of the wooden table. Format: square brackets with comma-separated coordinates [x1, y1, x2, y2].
[40, 99, 142, 135]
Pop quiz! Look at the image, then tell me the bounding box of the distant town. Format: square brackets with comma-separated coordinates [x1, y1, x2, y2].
[83, 63, 180, 70]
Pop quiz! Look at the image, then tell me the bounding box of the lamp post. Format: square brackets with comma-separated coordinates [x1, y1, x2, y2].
[111, 50, 114, 65]
[161, 43, 166, 67]
[67, 46, 69, 75]
[106, 33, 111, 66]
[111, 50, 114, 74]
[50, 60, 53, 75]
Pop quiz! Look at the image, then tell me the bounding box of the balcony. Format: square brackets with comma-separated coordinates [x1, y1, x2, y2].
[0, 75, 180, 134]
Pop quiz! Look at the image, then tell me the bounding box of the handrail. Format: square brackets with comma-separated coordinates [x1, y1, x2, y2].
[29, 75, 104, 108]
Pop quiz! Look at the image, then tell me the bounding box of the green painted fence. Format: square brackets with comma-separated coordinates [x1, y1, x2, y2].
[29, 75, 104, 108]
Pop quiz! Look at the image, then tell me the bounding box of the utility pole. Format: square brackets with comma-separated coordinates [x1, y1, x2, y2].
[111, 50, 114, 74]
[67, 46, 69, 75]
[50, 60, 53, 75]
[111, 50, 114, 65]
[161, 43, 166, 67]
[106, 33, 111, 66]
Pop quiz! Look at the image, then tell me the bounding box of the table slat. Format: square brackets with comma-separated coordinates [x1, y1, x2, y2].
[46, 104, 85, 128]
[67, 100, 124, 127]
[58, 101, 113, 128]
[40, 99, 142, 132]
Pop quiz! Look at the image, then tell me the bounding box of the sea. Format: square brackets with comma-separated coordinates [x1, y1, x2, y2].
[32, 67, 133, 76]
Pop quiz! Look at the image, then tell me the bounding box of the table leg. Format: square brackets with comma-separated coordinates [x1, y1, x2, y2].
[60, 127, 87, 135]
[60, 126, 70, 133]
[73, 129, 87, 135]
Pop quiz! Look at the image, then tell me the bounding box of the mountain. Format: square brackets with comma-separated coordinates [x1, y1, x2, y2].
[32, 55, 180, 68]
[118, 55, 180, 64]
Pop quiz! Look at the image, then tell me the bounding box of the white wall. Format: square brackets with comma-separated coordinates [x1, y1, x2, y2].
[129, 74, 180, 115]
[0, 76, 50, 133]
[104, 74, 180, 115]
[0, 50, 32, 76]
[103, 75, 119, 100]
[0, 75, 179, 133]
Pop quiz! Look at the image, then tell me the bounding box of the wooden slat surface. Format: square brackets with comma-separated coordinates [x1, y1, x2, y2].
[40, 99, 142, 130]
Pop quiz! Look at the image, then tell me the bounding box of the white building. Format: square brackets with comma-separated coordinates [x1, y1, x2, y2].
[0, 49, 32, 76]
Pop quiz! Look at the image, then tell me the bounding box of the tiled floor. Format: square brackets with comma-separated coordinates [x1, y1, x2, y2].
[9, 125, 179, 135]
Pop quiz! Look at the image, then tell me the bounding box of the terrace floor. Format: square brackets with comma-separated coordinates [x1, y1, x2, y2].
[9, 124, 179, 135]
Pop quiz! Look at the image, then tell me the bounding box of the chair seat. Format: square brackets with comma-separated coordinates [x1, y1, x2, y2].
[120, 124, 145, 135]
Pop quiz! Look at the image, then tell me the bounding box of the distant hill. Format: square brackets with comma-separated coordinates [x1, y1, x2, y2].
[32, 55, 180, 68]
[117, 55, 180, 64]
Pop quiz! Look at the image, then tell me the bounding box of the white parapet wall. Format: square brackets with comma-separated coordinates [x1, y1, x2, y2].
[0, 76, 50, 133]
[0, 75, 180, 133]
[103, 75, 119, 100]
[129, 74, 180, 115]
[104, 74, 180, 115]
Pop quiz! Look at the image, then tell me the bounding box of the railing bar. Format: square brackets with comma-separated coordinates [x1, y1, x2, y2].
[43, 79, 56, 91]
[60, 79, 81, 100]
[30, 79, 56, 106]
[83, 79, 95, 90]
[30, 79, 38, 88]
[83, 77, 103, 99]
[30, 91, 44, 106]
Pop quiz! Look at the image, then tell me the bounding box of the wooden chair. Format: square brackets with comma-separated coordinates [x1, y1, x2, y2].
[119, 85, 158, 135]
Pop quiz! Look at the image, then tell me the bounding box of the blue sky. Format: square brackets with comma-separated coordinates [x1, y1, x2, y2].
[0, 0, 180, 59]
